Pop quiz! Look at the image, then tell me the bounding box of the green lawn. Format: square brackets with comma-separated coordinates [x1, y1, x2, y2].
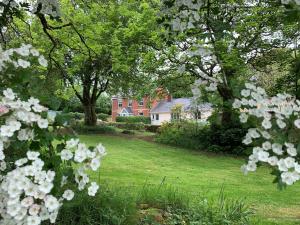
[80, 135, 300, 224]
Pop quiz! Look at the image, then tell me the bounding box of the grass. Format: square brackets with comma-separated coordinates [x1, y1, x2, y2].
[80, 134, 300, 224]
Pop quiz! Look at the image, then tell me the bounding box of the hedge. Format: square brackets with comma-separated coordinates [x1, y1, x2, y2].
[116, 116, 151, 124]
[97, 113, 110, 121]
[72, 124, 117, 134]
[108, 122, 145, 131]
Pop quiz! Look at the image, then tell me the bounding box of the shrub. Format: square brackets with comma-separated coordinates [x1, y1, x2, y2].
[108, 122, 145, 131]
[156, 121, 248, 155]
[206, 123, 248, 155]
[72, 124, 117, 134]
[97, 113, 110, 121]
[0, 89, 105, 224]
[122, 130, 135, 135]
[116, 116, 151, 124]
[145, 124, 160, 133]
[156, 121, 205, 150]
[52, 185, 137, 225]
[60, 112, 84, 122]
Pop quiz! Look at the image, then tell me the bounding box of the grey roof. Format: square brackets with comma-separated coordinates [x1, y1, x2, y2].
[120, 107, 133, 114]
[185, 102, 213, 112]
[150, 98, 212, 114]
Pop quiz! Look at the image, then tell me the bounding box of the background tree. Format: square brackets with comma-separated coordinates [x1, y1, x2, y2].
[4, 0, 162, 125]
[158, 0, 299, 127]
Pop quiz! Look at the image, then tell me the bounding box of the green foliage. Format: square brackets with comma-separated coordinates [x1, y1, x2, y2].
[156, 121, 205, 150]
[145, 124, 161, 133]
[138, 185, 251, 225]
[116, 116, 151, 124]
[121, 130, 135, 135]
[156, 120, 248, 155]
[72, 124, 117, 135]
[137, 184, 190, 211]
[97, 113, 110, 121]
[61, 95, 112, 115]
[108, 122, 145, 131]
[51, 185, 138, 225]
[52, 183, 251, 225]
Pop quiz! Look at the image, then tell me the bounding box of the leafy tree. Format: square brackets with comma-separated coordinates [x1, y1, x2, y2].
[4, 0, 162, 125]
[158, 0, 299, 127]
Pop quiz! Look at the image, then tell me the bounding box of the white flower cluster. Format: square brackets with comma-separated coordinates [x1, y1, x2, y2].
[166, 0, 203, 32]
[190, 76, 220, 104]
[234, 83, 300, 186]
[0, 44, 47, 72]
[0, 0, 60, 18]
[0, 89, 106, 224]
[61, 139, 106, 192]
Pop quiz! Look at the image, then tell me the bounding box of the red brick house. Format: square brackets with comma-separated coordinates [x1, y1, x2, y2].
[111, 96, 158, 121]
[111, 93, 213, 124]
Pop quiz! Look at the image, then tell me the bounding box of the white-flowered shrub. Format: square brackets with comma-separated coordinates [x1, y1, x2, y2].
[234, 83, 300, 187]
[0, 88, 106, 224]
[0, 1, 107, 224]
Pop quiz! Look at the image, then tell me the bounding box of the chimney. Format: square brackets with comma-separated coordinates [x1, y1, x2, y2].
[167, 95, 172, 102]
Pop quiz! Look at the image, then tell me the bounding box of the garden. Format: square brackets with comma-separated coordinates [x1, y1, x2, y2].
[0, 0, 300, 225]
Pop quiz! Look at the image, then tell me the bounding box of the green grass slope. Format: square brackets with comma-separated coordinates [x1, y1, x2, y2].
[80, 135, 300, 224]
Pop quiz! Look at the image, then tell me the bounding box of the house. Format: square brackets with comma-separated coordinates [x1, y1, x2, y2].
[111, 96, 158, 121]
[150, 97, 213, 125]
[112, 94, 213, 125]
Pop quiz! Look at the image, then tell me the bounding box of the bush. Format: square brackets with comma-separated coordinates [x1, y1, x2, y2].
[60, 112, 84, 122]
[145, 124, 160, 133]
[116, 116, 151, 124]
[108, 122, 145, 131]
[122, 130, 135, 135]
[52, 185, 137, 225]
[206, 123, 248, 155]
[156, 120, 248, 155]
[97, 113, 110, 121]
[72, 124, 117, 134]
[156, 121, 205, 150]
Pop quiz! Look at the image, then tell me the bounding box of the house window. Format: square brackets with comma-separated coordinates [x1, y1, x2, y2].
[155, 114, 159, 120]
[152, 114, 155, 120]
[139, 112, 144, 116]
[171, 113, 181, 121]
[118, 99, 122, 108]
[139, 99, 144, 106]
[128, 100, 133, 107]
[194, 110, 201, 120]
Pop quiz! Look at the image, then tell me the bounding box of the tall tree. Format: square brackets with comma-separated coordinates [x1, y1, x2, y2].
[5, 0, 162, 125]
[158, 0, 299, 126]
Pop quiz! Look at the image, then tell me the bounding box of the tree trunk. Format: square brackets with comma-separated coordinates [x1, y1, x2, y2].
[83, 103, 97, 126]
[217, 84, 235, 128]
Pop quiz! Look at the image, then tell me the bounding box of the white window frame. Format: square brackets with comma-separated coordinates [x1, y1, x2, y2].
[155, 114, 159, 121]
[118, 99, 122, 108]
[128, 99, 133, 107]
